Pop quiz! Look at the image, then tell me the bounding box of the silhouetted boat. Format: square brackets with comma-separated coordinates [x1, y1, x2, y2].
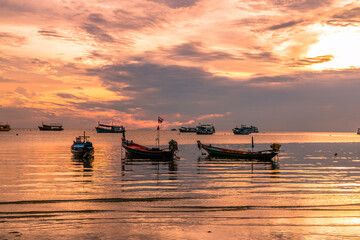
[233, 125, 259, 135]
[196, 124, 215, 135]
[71, 132, 94, 158]
[197, 141, 280, 161]
[179, 126, 196, 133]
[95, 121, 125, 133]
[38, 122, 63, 131]
[0, 123, 11, 131]
[122, 138, 178, 160]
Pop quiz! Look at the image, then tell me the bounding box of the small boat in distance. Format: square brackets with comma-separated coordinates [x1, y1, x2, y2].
[95, 121, 126, 133]
[233, 125, 259, 135]
[197, 141, 280, 161]
[0, 122, 11, 131]
[71, 131, 94, 158]
[357, 128, 360, 135]
[196, 124, 215, 135]
[179, 126, 196, 133]
[38, 122, 63, 131]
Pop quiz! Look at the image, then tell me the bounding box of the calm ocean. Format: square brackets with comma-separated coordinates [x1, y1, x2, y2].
[1, 129, 360, 239]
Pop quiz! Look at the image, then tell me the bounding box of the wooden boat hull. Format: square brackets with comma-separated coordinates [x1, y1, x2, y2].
[71, 149, 94, 158]
[95, 127, 125, 133]
[122, 140, 174, 160]
[39, 127, 63, 131]
[198, 141, 278, 161]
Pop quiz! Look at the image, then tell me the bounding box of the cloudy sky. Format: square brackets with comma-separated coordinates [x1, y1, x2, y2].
[0, 0, 359, 131]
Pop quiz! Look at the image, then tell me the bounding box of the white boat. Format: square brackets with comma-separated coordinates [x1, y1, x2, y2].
[196, 124, 215, 135]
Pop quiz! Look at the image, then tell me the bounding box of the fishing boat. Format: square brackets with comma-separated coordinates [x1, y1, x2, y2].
[197, 141, 280, 161]
[38, 122, 63, 131]
[0, 123, 11, 131]
[179, 126, 196, 133]
[196, 124, 215, 135]
[122, 138, 178, 160]
[71, 132, 94, 158]
[233, 125, 259, 135]
[95, 121, 126, 133]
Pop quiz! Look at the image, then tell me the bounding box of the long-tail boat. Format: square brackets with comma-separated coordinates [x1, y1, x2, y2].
[39, 122, 63, 131]
[95, 121, 125, 133]
[0, 123, 11, 131]
[197, 141, 280, 161]
[121, 130, 178, 159]
[122, 138, 178, 160]
[71, 132, 94, 158]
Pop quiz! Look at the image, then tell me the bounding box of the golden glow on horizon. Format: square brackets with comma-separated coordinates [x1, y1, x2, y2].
[306, 26, 360, 70]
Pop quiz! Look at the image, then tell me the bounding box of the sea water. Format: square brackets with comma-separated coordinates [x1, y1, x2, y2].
[1, 130, 360, 239]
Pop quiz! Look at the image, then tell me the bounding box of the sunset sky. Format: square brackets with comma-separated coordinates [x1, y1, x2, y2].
[0, 0, 359, 131]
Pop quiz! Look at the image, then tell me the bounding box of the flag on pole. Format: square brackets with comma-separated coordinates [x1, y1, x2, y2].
[158, 116, 164, 124]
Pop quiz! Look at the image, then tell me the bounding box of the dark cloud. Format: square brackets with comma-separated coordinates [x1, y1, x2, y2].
[248, 75, 299, 84]
[15, 87, 38, 99]
[243, 52, 278, 62]
[88, 13, 108, 24]
[268, 20, 303, 30]
[112, 9, 168, 30]
[56, 93, 86, 100]
[38, 29, 67, 39]
[84, 62, 360, 131]
[326, 7, 360, 26]
[0, 76, 24, 83]
[148, 0, 200, 8]
[271, 0, 332, 11]
[166, 42, 241, 62]
[82, 23, 115, 42]
[0, 32, 26, 46]
[295, 55, 334, 66]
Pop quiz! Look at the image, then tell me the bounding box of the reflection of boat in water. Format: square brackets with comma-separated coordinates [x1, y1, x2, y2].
[197, 156, 279, 171]
[179, 126, 196, 133]
[38, 122, 63, 131]
[72, 157, 94, 169]
[233, 125, 259, 135]
[95, 121, 125, 133]
[122, 138, 178, 160]
[196, 124, 215, 135]
[71, 132, 94, 158]
[197, 141, 280, 161]
[0, 122, 11, 131]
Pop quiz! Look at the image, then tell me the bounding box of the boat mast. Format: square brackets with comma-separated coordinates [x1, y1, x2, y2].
[157, 124, 160, 148]
[251, 136, 254, 152]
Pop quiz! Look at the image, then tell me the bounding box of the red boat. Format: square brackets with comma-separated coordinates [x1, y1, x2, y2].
[197, 141, 280, 161]
[122, 138, 178, 160]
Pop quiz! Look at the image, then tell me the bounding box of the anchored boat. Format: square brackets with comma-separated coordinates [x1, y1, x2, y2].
[179, 126, 196, 133]
[233, 125, 259, 135]
[71, 132, 94, 158]
[196, 124, 215, 135]
[197, 141, 280, 161]
[0, 123, 11, 131]
[38, 122, 63, 131]
[122, 138, 178, 160]
[95, 121, 126, 133]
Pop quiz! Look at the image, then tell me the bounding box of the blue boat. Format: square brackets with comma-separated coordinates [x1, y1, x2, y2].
[95, 121, 126, 133]
[71, 132, 94, 158]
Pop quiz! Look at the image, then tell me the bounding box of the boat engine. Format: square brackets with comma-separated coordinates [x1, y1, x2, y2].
[169, 139, 178, 152]
[270, 143, 281, 151]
